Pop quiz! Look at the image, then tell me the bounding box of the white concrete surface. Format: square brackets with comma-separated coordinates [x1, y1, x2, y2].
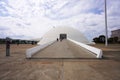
[68, 38, 103, 58]
[26, 40, 55, 58]
[38, 27, 90, 45]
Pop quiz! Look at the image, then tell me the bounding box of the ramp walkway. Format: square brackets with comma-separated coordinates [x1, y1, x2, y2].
[32, 40, 96, 59]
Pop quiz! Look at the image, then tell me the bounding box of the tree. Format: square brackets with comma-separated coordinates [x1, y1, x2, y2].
[99, 35, 105, 43]
[108, 38, 114, 43]
[93, 35, 106, 43]
[113, 37, 118, 43]
[93, 37, 99, 43]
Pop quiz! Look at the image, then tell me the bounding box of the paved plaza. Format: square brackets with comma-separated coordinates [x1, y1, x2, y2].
[0, 43, 120, 80]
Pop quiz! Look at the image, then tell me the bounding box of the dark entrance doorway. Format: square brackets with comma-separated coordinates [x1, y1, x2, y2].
[59, 34, 67, 40]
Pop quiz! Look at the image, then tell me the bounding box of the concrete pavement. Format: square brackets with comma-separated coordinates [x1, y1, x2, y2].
[32, 40, 96, 59]
[0, 44, 120, 80]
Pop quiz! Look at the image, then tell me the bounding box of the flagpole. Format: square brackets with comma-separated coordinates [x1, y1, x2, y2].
[105, 0, 108, 46]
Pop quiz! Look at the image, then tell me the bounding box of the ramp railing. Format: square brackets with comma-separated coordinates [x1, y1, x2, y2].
[68, 38, 103, 58]
[26, 40, 55, 58]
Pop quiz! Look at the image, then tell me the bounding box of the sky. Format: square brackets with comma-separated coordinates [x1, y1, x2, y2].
[0, 0, 120, 41]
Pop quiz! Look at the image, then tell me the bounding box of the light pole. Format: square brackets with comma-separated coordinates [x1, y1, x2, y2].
[104, 0, 108, 46]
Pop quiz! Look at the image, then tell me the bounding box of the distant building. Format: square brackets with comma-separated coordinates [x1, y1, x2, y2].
[111, 29, 120, 41]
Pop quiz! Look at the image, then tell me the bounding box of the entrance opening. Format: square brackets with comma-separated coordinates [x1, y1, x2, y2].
[59, 34, 67, 40]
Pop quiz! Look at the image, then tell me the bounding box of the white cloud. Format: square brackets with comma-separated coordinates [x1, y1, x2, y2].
[44, 0, 104, 19]
[0, 0, 120, 41]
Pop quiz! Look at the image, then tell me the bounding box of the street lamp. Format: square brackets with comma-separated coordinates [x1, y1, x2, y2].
[104, 0, 108, 46]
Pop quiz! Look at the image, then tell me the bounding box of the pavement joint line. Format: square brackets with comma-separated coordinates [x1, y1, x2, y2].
[61, 59, 64, 80]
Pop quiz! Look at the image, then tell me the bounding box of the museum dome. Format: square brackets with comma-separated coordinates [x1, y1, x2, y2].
[38, 26, 89, 45]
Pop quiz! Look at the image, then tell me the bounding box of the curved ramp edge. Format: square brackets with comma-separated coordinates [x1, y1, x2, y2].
[68, 38, 103, 58]
[26, 40, 55, 58]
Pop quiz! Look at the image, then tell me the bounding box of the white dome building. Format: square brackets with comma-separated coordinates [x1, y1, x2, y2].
[38, 26, 90, 45]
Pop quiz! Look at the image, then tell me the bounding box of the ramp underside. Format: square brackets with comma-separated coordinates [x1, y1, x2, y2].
[32, 40, 96, 59]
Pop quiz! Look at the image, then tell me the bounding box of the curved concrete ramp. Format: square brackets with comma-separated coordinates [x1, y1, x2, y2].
[32, 40, 96, 59]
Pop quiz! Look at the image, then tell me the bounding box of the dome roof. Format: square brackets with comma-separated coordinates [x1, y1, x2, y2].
[38, 26, 89, 44]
